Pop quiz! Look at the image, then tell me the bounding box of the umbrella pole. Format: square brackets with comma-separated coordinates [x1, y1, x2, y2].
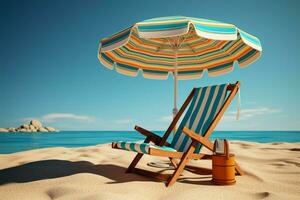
[173, 49, 178, 135]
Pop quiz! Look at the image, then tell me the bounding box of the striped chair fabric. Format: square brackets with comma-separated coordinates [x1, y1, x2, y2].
[112, 141, 176, 154]
[170, 84, 228, 153]
[114, 83, 228, 155]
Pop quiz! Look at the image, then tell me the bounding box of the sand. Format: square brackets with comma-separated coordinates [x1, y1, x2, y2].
[0, 141, 299, 200]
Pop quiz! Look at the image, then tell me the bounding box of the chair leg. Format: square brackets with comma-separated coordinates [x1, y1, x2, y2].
[126, 153, 143, 173]
[126, 137, 152, 173]
[166, 143, 196, 187]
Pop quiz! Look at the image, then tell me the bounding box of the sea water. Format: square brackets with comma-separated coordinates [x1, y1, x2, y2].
[0, 131, 299, 154]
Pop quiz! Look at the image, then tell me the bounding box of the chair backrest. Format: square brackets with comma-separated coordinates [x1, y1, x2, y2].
[170, 83, 229, 153]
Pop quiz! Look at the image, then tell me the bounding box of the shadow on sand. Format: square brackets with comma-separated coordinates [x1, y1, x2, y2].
[0, 159, 214, 186]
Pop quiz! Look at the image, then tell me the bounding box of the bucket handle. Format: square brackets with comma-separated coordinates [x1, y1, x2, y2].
[213, 139, 230, 159]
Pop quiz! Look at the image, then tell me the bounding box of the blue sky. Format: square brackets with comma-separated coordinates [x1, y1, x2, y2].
[0, 0, 299, 131]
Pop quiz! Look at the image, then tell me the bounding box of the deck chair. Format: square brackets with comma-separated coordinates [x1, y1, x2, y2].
[112, 81, 244, 187]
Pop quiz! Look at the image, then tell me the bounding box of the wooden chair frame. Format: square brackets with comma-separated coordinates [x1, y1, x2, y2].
[112, 81, 244, 187]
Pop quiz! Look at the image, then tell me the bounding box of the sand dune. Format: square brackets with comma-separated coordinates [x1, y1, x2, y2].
[0, 141, 299, 200]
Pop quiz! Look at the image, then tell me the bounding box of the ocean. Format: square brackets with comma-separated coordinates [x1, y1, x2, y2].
[0, 131, 299, 154]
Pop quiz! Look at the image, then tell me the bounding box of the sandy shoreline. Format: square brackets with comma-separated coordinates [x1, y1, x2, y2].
[0, 141, 299, 200]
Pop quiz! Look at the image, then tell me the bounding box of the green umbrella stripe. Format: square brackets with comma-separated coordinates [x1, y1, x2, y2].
[137, 22, 189, 32]
[193, 24, 236, 34]
[238, 49, 259, 63]
[100, 53, 114, 65]
[208, 62, 233, 73]
[178, 70, 203, 74]
[115, 62, 139, 72]
[143, 69, 169, 75]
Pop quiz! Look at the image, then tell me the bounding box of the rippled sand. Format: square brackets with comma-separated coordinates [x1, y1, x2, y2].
[0, 141, 299, 200]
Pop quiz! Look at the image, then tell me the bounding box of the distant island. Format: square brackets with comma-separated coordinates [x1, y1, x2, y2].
[0, 120, 57, 133]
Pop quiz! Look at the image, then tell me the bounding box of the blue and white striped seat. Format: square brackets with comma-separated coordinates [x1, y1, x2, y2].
[112, 141, 177, 154]
[113, 83, 228, 155]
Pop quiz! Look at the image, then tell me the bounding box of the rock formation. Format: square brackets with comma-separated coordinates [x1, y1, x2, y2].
[30, 120, 42, 129]
[45, 127, 56, 132]
[0, 120, 58, 133]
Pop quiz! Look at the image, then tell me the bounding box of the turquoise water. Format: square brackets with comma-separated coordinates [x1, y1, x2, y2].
[0, 131, 299, 154]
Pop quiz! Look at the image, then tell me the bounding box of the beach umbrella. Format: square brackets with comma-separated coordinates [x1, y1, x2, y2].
[98, 16, 262, 119]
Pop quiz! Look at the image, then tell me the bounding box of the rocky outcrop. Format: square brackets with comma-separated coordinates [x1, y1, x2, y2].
[37, 127, 48, 132]
[0, 120, 58, 133]
[21, 124, 29, 129]
[8, 128, 16, 132]
[29, 125, 36, 131]
[45, 127, 56, 132]
[30, 120, 42, 129]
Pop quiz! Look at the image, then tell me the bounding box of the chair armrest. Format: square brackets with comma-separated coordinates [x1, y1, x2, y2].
[135, 125, 170, 146]
[182, 127, 214, 151]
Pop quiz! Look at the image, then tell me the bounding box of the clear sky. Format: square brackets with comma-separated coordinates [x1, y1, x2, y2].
[1, 0, 299, 131]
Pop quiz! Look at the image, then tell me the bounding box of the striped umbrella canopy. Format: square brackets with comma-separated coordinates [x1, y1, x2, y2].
[98, 16, 262, 117]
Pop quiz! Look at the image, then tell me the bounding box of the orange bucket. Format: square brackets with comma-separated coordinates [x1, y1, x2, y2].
[212, 139, 236, 185]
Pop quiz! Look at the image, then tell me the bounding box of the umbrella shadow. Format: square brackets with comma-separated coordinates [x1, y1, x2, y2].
[0, 159, 157, 185]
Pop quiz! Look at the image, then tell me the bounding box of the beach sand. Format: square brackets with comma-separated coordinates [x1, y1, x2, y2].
[0, 141, 299, 200]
